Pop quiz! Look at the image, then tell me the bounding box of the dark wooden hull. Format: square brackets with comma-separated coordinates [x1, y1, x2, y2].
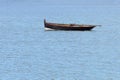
[44, 19, 99, 31]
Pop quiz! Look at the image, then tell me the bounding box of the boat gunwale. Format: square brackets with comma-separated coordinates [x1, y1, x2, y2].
[45, 22, 97, 28]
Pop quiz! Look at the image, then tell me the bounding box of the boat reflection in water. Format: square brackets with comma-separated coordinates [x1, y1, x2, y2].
[44, 19, 101, 31]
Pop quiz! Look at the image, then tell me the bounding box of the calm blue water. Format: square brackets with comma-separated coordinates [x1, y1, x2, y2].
[1, 6, 120, 80]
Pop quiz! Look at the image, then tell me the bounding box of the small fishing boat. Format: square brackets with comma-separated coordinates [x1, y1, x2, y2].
[44, 19, 101, 31]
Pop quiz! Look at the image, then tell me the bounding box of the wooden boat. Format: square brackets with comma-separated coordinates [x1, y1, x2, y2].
[44, 19, 101, 31]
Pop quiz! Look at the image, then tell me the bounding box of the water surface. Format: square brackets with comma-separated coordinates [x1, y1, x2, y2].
[0, 6, 120, 80]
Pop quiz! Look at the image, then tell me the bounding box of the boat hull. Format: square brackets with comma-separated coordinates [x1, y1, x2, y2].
[44, 19, 97, 31]
[45, 24, 95, 31]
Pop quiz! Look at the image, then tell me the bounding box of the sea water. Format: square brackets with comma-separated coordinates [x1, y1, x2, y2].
[0, 5, 120, 80]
